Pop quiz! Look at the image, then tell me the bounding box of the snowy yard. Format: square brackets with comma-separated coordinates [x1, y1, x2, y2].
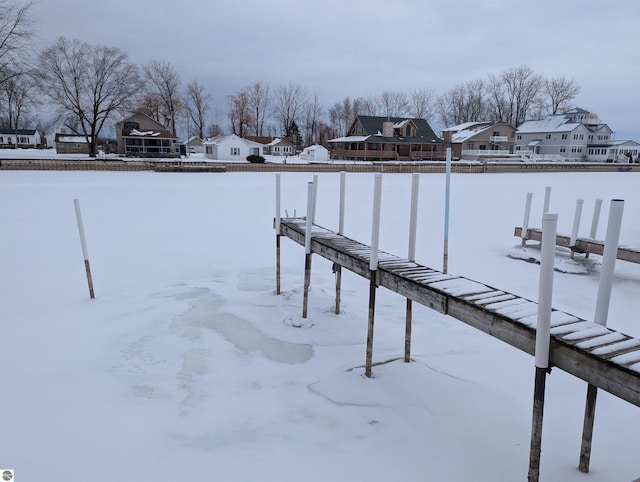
[1, 170, 639, 481]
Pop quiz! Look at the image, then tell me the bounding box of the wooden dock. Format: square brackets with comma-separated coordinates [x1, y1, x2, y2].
[279, 218, 640, 407]
[514, 226, 640, 264]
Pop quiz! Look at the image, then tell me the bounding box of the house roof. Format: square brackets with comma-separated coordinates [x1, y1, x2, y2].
[55, 133, 91, 143]
[352, 115, 442, 144]
[0, 128, 38, 135]
[517, 115, 582, 134]
[203, 134, 264, 148]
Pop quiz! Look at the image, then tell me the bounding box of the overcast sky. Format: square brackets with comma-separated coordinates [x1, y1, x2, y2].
[32, 0, 640, 140]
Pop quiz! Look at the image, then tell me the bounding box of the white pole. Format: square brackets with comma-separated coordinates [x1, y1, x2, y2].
[589, 199, 603, 239]
[275, 174, 281, 232]
[73, 198, 95, 299]
[543, 186, 552, 215]
[305, 182, 314, 255]
[312, 174, 318, 224]
[593, 199, 624, 326]
[443, 148, 451, 273]
[522, 192, 533, 245]
[408, 173, 420, 262]
[370, 173, 383, 271]
[535, 213, 557, 369]
[570, 199, 584, 247]
[339, 171, 346, 235]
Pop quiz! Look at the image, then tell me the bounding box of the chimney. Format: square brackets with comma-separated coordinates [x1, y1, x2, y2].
[382, 121, 394, 138]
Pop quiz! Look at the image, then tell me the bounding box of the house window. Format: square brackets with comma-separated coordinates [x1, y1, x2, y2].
[561, 134, 567, 140]
[230, 147, 240, 156]
[405, 125, 411, 137]
[516, 135, 522, 140]
[545, 134, 551, 140]
[493, 131, 500, 137]
[206, 146, 212, 154]
[467, 142, 474, 150]
[560, 146, 566, 153]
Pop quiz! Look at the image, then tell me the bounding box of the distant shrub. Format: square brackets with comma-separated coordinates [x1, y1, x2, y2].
[246, 155, 265, 164]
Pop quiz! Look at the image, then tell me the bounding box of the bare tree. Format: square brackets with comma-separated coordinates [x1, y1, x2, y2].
[409, 87, 436, 121]
[0, 69, 33, 128]
[488, 65, 543, 127]
[136, 92, 164, 123]
[376, 90, 409, 118]
[227, 91, 252, 137]
[273, 83, 308, 137]
[543, 77, 581, 115]
[303, 92, 324, 146]
[244, 81, 271, 136]
[143, 60, 181, 134]
[184, 79, 210, 139]
[0, 0, 34, 86]
[437, 79, 486, 127]
[37, 37, 144, 156]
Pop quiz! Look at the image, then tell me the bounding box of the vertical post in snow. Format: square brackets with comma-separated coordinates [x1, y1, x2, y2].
[275, 174, 281, 295]
[335, 172, 346, 315]
[443, 148, 451, 273]
[405, 173, 420, 362]
[521, 192, 533, 247]
[365, 173, 383, 378]
[579, 199, 624, 473]
[586, 199, 603, 258]
[312, 174, 318, 224]
[73, 199, 95, 299]
[528, 213, 557, 482]
[302, 182, 314, 319]
[569, 199, 584, 259]
[543, 186, 552, 216]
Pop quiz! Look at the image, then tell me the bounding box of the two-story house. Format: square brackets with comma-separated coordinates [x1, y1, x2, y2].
[514, 108, 631, 162]
[116, 112, 179, 157]
[328, 116, 443, 162]
[442, 121, 516, 159]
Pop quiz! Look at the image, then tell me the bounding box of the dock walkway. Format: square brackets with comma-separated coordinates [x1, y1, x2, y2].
[279, 218, 640, 407]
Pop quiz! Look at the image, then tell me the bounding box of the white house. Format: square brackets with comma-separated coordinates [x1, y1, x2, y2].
[0, 128, 41, 148]
[299, 144, 329, 162]
[203, 134, 264, 160]
[513, 108, 633, 162]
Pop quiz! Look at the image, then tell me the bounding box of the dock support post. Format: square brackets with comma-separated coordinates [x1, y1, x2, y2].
[443, 148, 451, 273]
[405, 173, 420, 362]
[569, 199, 584, 259]
[586, 199, 602, 258]
[521, 192, 533, 247]
[73, 199, 95, 299]
[365, 174, 382, 378]
[528, 213, 557, 482]
[275, 174, 281, 295]
[542, 186, 551, 215]
[335, 172, 346, 315]
[302, 181, 314, 318]
[579, 199, 624, 472]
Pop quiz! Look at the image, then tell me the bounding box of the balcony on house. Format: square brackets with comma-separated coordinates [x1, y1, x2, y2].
[490, 136, 509, 143]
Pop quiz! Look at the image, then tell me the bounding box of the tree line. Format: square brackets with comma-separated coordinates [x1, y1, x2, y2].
[1, 0, 581, 156]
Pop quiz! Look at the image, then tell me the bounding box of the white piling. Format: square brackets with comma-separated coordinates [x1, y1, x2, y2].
[275, 174, 281, 232]
[521, 192, 533, 246]
[535, 213, 557, 369]
[305, 182, 314, 255]
[443, 148, 451, 273]
[370, 173, 383, 270]
[528, 213, 557, 482]
[339, 171, 346, 235]
[408, 173, 420, 262]
[594, 199, 624, 326]
[312, 174, 318, 224]
[589, 199, 603, 239]
[579, 199, 624, 473]
[73, 198, 95, 299]
[570, 199, 584, 248]
[543, 186, 552, 215]
[275, 174, 282, 295]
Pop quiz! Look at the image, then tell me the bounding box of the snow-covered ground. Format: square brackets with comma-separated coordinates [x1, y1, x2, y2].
[1, 169, 639, 482]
